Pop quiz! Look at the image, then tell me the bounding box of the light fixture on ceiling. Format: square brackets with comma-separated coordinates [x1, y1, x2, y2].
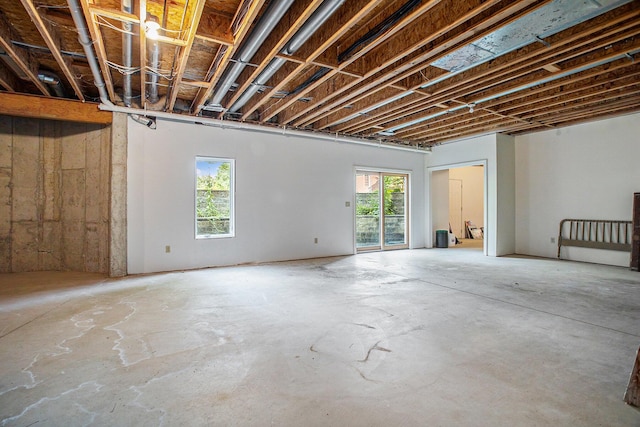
[144, 14, 161, 40]
[468, 103, 475, 113]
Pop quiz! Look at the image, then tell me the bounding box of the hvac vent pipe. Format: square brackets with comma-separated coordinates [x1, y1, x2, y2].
[229, 0, 345, 113]
[208, 0, 295, 107]
[122, 0, 133, 106]
[148, 41, 160, 104]
[38, 70, 65, 98]
[67, 0, 112, 105]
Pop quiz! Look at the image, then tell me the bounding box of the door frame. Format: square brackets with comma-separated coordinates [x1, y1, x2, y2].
[354, 167, 411, 253]
[427, 160, 488, 255]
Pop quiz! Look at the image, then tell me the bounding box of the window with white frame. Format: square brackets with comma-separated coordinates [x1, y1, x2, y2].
[195, 157, 235, 238]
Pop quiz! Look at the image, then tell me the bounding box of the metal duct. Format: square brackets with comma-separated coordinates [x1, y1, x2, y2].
[67, 0, 112, 105]
[208, 0, 295, 108]
[122, 0, 133, 106]
[429, 0, 632, 75]
[149, 41, 160, 104]
[38, 70, 65, 97]
[228, 0, 346, 113]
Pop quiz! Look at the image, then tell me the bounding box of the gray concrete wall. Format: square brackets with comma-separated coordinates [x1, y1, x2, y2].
[0, 115, 111, 273]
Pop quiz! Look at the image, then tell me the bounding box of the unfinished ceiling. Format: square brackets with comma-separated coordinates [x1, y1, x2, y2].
[0, 0, 639, 147]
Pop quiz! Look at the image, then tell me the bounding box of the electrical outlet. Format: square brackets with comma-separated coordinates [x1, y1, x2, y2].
[314, 238, 318, 244]
[550, 237, 555, 244]
[165, 245, 171, 253]
[345, 201, 351, 207]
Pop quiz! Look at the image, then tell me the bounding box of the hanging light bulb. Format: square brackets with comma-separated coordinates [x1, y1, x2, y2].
[468, 103, 475, 113]
[145, 14, 160, 40]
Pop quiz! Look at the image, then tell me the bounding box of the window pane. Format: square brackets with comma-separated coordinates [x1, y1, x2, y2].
[196, 157, 234, 238]
[383, 175, 406, 245]
[355, 172, 380, 248]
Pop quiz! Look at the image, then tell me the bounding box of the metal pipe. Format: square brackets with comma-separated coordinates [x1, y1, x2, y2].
[149, 41, 160, 104]
[38, 70, 65, 97]
[122, 0, 133, 106]
[229, 0, 345, 113]
[209, 0, 295, 107]
[98, 103, 432, 153]
[67, 0, 112, 105]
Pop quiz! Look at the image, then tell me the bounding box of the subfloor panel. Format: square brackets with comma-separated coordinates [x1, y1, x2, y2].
[1, 249, 639, 425]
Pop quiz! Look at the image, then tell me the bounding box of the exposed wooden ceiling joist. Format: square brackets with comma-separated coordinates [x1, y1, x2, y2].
[19, 0, 85, 100]
[0, 11, 49, 96]
[0, 0, 637, 146]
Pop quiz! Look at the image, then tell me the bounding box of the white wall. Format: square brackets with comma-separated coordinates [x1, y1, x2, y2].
[496, 133, 516, 255]
[449, 166, 484, 233]
[515, 113, 640, 266]
[127, 118, 427, 274]
[432, 169, 449, 232]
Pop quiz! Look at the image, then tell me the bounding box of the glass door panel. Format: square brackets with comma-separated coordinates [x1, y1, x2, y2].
[383, 175, 407, 247]
[356, 171, 409, 252]
[355, 171, 380, 249]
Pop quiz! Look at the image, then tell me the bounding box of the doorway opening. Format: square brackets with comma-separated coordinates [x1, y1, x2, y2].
[355, 170, 409, 252]
[449, 165, 484, 250]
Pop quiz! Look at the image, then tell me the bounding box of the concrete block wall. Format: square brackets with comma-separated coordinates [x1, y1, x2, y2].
[0, 115, 111, 273]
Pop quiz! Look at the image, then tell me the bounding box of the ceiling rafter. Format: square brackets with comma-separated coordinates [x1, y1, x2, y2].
[223, 0, 327, 112]
[166, 0, 207, 111]
[498, 74, 640, 116]
[378, 51, 639, 140]
[0, 0, 638, 147]
[481, 60, 640, 110]
[239, 0, 384, 120]
[291, 0, 546, 129]
[79, 0, 116, 101]
[191, 0, 268, 115]
[20, 0, 85, 100]
[334, 6, 640, 134]
[0, 11, 49, 95]
[435, 93, 640, 143]
[344, 20, 640, 136]
[405, 82, 640, 145]
[259, 0, 449, 124]
[0, 61, 19, 92]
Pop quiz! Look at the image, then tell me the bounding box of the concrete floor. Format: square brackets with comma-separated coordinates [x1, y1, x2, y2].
[1, 248, 639, 426]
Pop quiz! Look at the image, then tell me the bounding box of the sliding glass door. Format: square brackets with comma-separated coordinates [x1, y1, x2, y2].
[355, 171, 409, 251]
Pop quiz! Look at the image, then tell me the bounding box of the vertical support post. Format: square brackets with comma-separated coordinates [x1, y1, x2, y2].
[109, 112, 127, 276]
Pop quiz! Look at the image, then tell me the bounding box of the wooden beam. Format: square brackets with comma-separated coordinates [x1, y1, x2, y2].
[192, 0, 268, 115]
[316, 0, 553, 131]
[289, 0, 535, 128]
[0, 92, 112, 124]
[0, 62, 19, 92]
[338, 14, 640, 135]
[225, 0, 326, 112]
[20, 0, 85, 100]
[239, 0, 382, 120]
[265, 0, 449, 124]
[80, 0, 116, 102]
[167, 0, 207, 111]
[0, 12, 49, 96]
[195, 10, 234, 46]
